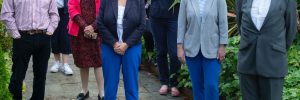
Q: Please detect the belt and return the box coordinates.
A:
[20,30,47,35]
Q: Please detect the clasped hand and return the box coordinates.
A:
[114,42,128,55]
[84,25,97,39]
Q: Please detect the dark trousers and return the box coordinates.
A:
[239,73,284,100]
[143,19,154,52]
[151,18,180,87]
[9,33,51,100]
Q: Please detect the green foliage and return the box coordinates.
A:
[0,22,12,52]
[176,66,192,89]
[0,0,13,98]
[283,67,300,100]
[219,36,241,99]
[0,47,12,100]
[283,35,300,100]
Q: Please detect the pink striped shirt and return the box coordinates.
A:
[0,0,60,38]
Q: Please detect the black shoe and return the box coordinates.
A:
[98,95,104,100]
[76,91,89,100]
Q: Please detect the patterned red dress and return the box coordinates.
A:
[70,0,101,68]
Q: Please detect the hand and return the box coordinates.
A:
[217,44,226,62]
[115,42,128,55]
[46,32,53,36]
[91,32,98,39]
[84,25,94,33]
[113,42,122,54]
[84,31,93,39]
[177,44,185,64]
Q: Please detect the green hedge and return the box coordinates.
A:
[0,0,12,97]
[0,46,12,99]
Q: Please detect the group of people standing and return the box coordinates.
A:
[0,0,298,100]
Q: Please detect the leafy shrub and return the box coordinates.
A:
[283,67,300,100]
[0,22,12,52]
[0,46,12,100]
[0,1,12,98]
[283,35,300,100]
[219,36,241,99]
[176,66,192,89]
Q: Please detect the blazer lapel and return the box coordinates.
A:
[190,0,201,26]
[112,0,118,19]
[124,0,132,18]
[246,0,259,31]
[260,0,275,30]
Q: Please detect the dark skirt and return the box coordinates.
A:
[51,8,71,54]
[70,31,102,68]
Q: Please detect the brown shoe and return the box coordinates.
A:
[171,87,180,97]
[159,85,168,95]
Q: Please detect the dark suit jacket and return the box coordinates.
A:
[235,0,298,77]
[149,0,179,18]
[97,0,146,47]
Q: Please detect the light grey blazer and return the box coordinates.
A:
[177,0,228,58]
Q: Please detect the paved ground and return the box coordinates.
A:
[24,55,184,100]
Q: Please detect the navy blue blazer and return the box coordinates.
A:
[97,0,146,47]
[63,0,69,14]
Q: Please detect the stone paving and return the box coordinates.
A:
[24,55,185,100]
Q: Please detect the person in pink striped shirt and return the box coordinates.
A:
[0,0,59,99]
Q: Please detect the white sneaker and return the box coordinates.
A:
[50,61,61,73]
[62,63,73,75]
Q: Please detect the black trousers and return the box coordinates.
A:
[239,73,284,100]
[143,19,154,52]
[9,33,51,100]
[151,18,180,87]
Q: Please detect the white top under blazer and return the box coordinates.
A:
[251,0,271,30]
[117,6,125,42]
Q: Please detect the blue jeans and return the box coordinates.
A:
[151,18,181,87]
[101,43,142,100]
[186,52,221,100]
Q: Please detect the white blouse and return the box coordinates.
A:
[117,6,125,42]
[251,0,271,30]
[198,0,207,16]
[56,0,64,8]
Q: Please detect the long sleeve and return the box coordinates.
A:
[285,0,298,49]
[73,15,88,29]
[235,0,243,34]
[218,0,228,44]
[124,0,146,47]
[47,0,60,33]
[177,0,187,44]
[97,0,118,47]
[0,0,20,38]
[68,0,81,21]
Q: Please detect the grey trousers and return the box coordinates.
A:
[239,73,284,100]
